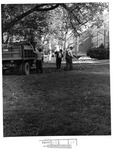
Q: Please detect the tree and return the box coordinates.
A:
[2,3,108,33]
[2,3,108,48]
[45,3,108,51]
[2,4,59,33]
[2,4,51,45]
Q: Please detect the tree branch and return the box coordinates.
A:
[36,4,59,11]
[3,4,59,33]
[70,19,80,36]
[60,3,82,25]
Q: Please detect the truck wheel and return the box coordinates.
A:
[23,62,30,75]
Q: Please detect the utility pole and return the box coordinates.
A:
[74,35,78,56]
[76,36,79,53]
[104,23,106,48]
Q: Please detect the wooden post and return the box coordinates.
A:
[104,23,106,48]
[77,36,79,52]
[49,40,52,61]
[97,31,98,47]
[74,36,77,56]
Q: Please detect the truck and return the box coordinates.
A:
[2,41,37,75]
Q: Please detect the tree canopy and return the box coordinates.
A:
[2,3,109,47]
[2,3,108,32]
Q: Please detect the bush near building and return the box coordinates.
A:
[87,45,109,60]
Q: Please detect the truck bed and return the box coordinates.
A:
[2,43,36,61]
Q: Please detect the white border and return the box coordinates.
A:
[0,1,112,150]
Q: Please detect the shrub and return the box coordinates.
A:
[87,46,109,60]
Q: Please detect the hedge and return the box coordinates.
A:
[87,47,109,60]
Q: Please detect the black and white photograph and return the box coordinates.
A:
[0,0,112,149]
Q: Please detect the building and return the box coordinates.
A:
[91,26,109,49]
[91,12,109,49]
[77,30,92,56]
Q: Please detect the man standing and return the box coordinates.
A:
[55,49,63,69]
[55,50,59,69]
[65,47,73,70]
[34,48,44,73]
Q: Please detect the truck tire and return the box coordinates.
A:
[23,62,30,75]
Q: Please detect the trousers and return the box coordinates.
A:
[66,57,73,70]
[36,60,43,73]
[56,58,62,69]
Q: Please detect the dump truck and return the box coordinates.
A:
[2,41,37,75]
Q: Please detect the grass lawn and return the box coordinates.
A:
[3,62,111,136]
